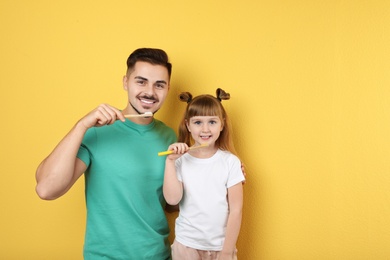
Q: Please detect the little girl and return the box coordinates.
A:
[163,88,245,260]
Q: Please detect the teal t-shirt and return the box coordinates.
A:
[77,118,176,260]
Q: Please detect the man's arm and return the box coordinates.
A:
[35,104,125,200]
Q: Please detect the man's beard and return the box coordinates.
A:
[129,102,158,115]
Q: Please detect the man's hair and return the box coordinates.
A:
[126,48,172,78]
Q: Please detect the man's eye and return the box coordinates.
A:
[156,84,165,89]
[137,80,145,85]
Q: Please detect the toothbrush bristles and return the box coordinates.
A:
[124,112,153,118]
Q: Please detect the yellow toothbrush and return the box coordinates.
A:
[158,143,208,156]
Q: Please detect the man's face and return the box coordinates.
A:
[123,61,170,114]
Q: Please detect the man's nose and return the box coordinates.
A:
[143,85,155,95]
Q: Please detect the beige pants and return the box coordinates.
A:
[172,240,238,260]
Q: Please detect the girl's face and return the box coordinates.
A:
[186,116,223,146]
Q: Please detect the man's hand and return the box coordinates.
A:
[79,104,126,130]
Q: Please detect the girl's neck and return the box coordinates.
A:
[189,144,218,159]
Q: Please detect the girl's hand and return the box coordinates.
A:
[241,162,246,184]
[218,251,236,260]
[166,143,189,160]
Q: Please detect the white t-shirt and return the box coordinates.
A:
[174,149,245,251]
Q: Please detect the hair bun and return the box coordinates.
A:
[179,92,193,103]
[216,88,230,101]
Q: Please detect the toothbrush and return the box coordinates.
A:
[124,112,153,118]
[158,143,209,156]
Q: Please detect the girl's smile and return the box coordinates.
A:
[187,116,223,146]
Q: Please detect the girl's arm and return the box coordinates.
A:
[162,143,188,205]
[220,182,244,259]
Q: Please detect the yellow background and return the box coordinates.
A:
[1,0,389,259]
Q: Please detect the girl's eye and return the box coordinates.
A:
[210,120,216,124]
[193,121,201,125]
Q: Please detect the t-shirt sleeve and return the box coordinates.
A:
[76,128,97,168]
[175,157,183,182]
[227,155,245,188]
[77,144,91,167]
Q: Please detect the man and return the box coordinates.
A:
[36,48,176,259]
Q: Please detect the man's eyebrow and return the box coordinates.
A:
[134,76,167,85]
[156,80,167,85]
[134,76,148,81]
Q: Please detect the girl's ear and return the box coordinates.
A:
[220,118,225,131]
[185,119,191,132]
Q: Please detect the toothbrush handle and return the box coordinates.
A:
[158,150,173,156]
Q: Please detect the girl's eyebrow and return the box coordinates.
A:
[191,116,219,120]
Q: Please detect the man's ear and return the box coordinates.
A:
[123,76,128,91]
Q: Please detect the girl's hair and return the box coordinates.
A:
[178,88,237,155]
